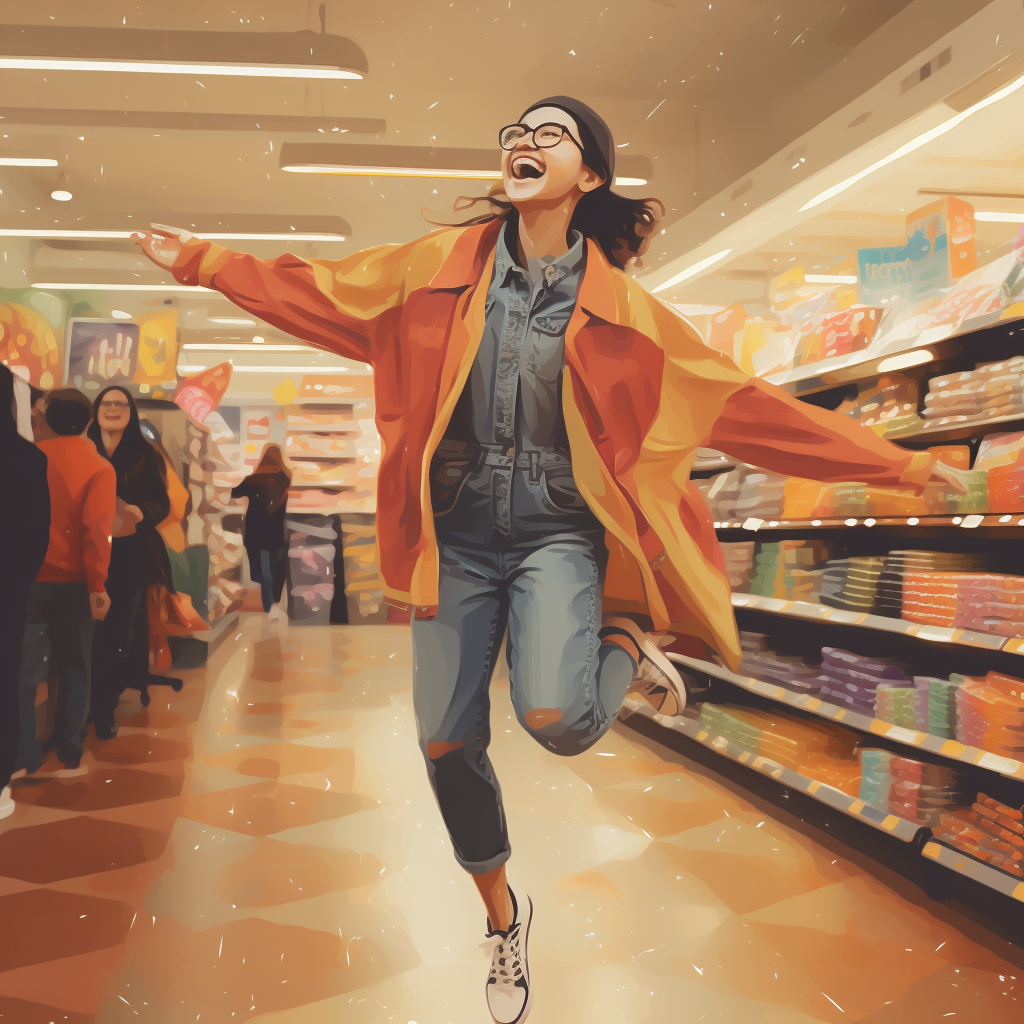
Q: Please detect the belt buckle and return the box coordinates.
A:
[529,451,541,483]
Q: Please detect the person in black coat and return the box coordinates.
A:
[86,386,173,736]
[0,366,51,805]
[232,444,292,612]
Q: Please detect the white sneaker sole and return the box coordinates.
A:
[603,617,688,713]
[486,885,534,1024]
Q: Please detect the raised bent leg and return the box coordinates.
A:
[506,536,636,757]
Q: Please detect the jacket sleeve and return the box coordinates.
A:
[137,446,172,529]
[171,235,428,366]
[707,377,936,490]
[84,462,117,593]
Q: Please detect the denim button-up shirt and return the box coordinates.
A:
[437,220,602,546]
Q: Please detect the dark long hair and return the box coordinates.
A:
[88,386,149,475]
[429,118,663,270]
[253,443,291,514]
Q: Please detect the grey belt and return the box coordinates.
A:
[479,444,571,482]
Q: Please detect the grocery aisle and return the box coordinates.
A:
[1,613,1020,1023]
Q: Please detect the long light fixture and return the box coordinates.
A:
[31,281,214,292]
[805,273,858,284]
[207,317,256,326]
[975,211,1024,223]
[1,229,345,241]
[0,26,368,80]
[651,249,733,294]
[0,57,362,79]
[0,156,57,167]
[281,164,645,187]
[799,71,1024,212]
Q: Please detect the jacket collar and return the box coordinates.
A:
[428,218,628,326]
[428,219,504,290]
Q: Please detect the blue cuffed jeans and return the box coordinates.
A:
[411,534,636,874]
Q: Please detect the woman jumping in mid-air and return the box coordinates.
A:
[135,96,965,1024]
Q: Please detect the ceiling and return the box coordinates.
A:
[0,0,1001,396]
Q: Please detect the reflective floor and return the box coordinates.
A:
[1,612,1020,1023]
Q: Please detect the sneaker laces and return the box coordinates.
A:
[487,922,524,988]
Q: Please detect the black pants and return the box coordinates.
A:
[91,539,148,732]
[0,580,33,788]
[17,582,94,767]
[246,547,287,612]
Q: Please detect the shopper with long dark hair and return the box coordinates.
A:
[0,367,50,816]
[133,95,969,1023]
[87,386,172,737]
[231,443,292,613]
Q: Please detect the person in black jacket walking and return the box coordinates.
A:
[0,367,51,815]
[86,386,173,737]
[232,444,292,613]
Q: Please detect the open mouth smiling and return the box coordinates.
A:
[511,153,546,180]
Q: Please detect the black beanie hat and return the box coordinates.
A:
[519,95,615,185]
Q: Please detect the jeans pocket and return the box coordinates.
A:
[540,466,587,513]
[430,439,478,517]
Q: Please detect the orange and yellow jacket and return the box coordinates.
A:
[172,220,934,667]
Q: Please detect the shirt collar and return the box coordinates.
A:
[494,218,586,288]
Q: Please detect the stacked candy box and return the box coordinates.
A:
[976,431,1024,512]
[813,482,870,518]
[921,355,1024,432]
[875,681,920,729]
[934,793,1024,877]
[699,703,764,756]
[700,466,747,521]
[953,573,1024,640]
[888,755,966,827]
[859,748,894,812]
[819,555,885,611]
[781,476,824,519]
[750,539,831,599]
[738,631,824,695]
[734,470,787,520]
[816,647,912,715]
[956,671,1024,757]
[912,676,961,738]
[720,540,755,592]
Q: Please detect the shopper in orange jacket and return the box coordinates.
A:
[134,96,965,1024]
[17,389,115,777]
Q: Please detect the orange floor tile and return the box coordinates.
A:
[1,610,1021,1023]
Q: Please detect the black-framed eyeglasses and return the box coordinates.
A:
[499,122,583,152]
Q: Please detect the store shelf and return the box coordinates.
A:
[765,314,1023,397]
[730,592,1024,656]
[922,840,1024,901]
[715,514,1024,532]
[664,651,1024,782]
[897,412,1024,446]
[620,696,925,842]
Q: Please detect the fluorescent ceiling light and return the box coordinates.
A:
[178,364,358,373]
[282,163,645,187]
[877,349,934,373]
[805,274,858,284]
[975,211,1024,223]
[183,343,308,352]
[0,229,344,241]
[207,317,256,326]
[283,164,502,180]
[652,249,733,294]
[668,303,727,315]
[110,309,132,319]
[0,156,58,167]
[0,58,361,80]
[51,189,72,202]
[31,281,214,292]
[800,72,1024,212]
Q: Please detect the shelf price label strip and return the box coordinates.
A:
[622,698,1024,901]
[625,698,923,843]
[731,593,1020,657]
[664,652,1024,783]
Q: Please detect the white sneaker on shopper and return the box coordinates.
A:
[0,786,15,820]
[602,617,689,716]
[484,884,533,1024]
